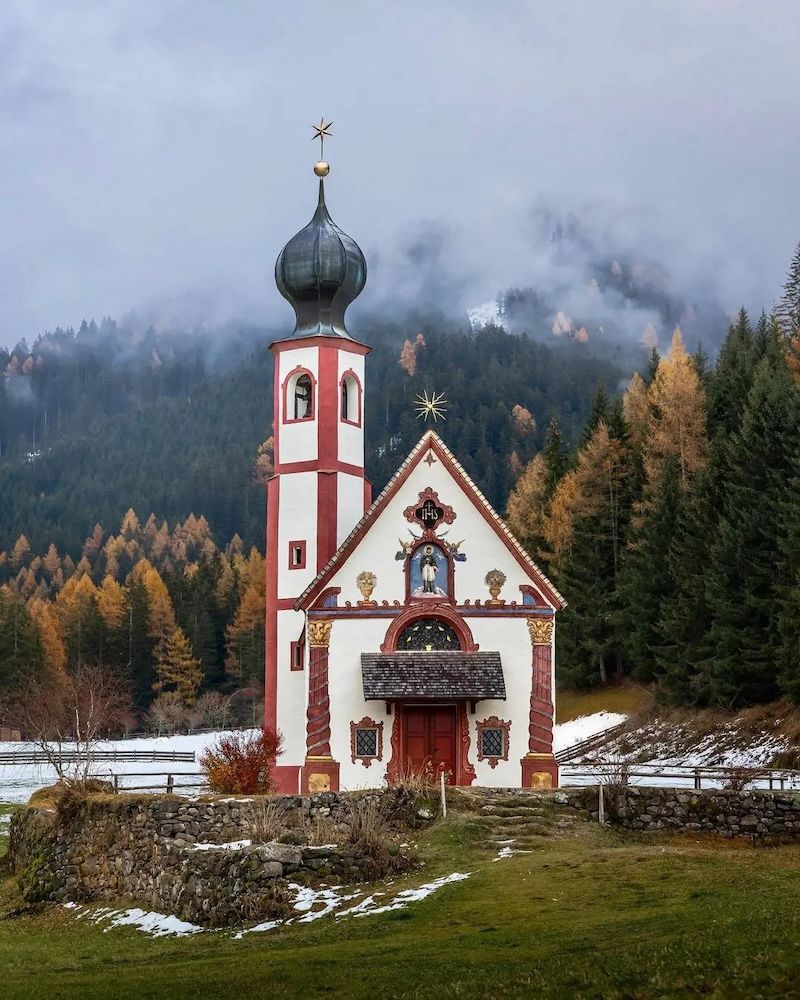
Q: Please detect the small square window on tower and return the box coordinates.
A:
[288,540,306,570]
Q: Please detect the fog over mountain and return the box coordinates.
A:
[1,1,799,351]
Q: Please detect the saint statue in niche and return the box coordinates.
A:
[410,543,448,598]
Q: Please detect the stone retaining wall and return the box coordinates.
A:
[564,785,800,837]
[9,790,415,927]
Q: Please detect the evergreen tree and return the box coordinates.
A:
[700,351,799,706]
[125,578,155,711]
[776,240,800,335]
[0,586,44,685]
[617,456,682,682]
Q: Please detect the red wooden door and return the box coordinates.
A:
[403,706,457,782]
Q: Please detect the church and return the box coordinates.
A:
[265,131,565,794]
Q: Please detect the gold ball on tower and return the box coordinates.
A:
[314,161,330,177]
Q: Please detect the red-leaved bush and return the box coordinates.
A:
[200,729,284,795]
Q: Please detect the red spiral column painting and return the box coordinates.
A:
[300,619,340,793]
[520,617,559,788]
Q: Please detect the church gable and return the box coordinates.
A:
[296,430,565,612]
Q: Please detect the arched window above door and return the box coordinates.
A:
[396,618,462,652]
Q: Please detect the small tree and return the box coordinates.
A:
[200,729,283,795]
[0,663,132,785]
[147,691,188,736]
[154,626,203,706]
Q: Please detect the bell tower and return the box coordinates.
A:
[265,124,370,791]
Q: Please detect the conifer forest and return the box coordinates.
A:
[2,240,800,723]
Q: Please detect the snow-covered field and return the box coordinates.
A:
[0,730,241,804]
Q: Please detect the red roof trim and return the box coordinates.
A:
[294,430,567,611]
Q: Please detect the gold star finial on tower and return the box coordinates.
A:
[311,117,333,176]
[414,389,448,423]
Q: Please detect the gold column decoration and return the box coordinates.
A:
[307,620,333,648]
[526,618,553,646]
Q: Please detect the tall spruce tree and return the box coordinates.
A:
[700,346,800,706]
[618,455,682,682]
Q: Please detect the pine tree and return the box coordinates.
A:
[541,415,569,490]
[582,382,610,444]
[700,352,799,706]
[617,456,682,681]
[547,423,628,686]
[776,240,800,335]
[54,573,104,668]
[125,578,155,710]
[0,585,44,685]
[644,346,660,386]
[154,626,203,706]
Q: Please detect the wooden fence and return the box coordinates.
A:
[561,760,800,791]
[555,722,628,764]
[0,750,196,766]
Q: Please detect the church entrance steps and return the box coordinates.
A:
[450,787,589,853]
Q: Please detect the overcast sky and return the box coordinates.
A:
[1,1,799,349]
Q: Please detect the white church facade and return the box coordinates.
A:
[265,142,565,794]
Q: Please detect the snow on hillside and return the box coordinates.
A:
[553,711,628,754]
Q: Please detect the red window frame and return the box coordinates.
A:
[339,369,362,427]
[288,540,307,570]
[281,366,317,424]
[290,640,304,671]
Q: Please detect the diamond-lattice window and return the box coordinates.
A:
[355,728,378,758]
[480,727,503,758]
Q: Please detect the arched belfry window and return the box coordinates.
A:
[397,618,462,652]
[340,371,361,425]
[293,373,313,420]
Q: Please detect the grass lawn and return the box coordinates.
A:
[2,800,800,999]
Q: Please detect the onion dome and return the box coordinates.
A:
[275,177,367,339]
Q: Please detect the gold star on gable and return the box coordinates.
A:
[414,389,448,423]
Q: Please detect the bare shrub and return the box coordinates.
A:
[723,766,756,791]
[146,691,187,735]
[390,758,438,796]
[191,691,233,731]
[0,664,132,786]
[249,797,292,844]
[308,813,341,846]
[587,752,632,787]
[339,794,415,877]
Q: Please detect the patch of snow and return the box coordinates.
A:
[290,884,360,923]
[191,839,251,852]
[467,300,503,331]
[553,711,628,753]
[351,872,473,916]
[102,908,202,937]
[66,904,201,937]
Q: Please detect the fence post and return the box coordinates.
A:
[694,769,701,790]
[598,782,605,826]
[113,774,119,794]
[440,770,447,818]
[166,774,174,795]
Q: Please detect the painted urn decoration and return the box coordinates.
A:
[356,570,378,606]
[484,569,507,605]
